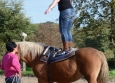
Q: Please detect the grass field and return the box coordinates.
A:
[109,69,115,79]
[0,67,34,76]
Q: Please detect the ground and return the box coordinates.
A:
[0,75,115,83]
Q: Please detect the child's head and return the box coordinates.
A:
[6,41,17,52]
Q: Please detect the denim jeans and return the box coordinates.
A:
[59,8,75,42]
[5,76,22,83]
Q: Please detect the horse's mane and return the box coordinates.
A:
[16,41,45,59]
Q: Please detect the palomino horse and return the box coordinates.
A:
[16,42,109,83]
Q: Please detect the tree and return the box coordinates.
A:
[34,22,62,48]
[110,0,115,66]
[72,0,114,59]
[73,0,111,28]
[0,0,32,71]
[0,0,31,42]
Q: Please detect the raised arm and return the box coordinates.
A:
[44,0,60,14]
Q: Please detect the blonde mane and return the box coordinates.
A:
[16,41,44,59]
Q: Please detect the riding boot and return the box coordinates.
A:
[57,42,69,56]
[58,41,69,55]
[62,41,69,51]
[68,42,72,50]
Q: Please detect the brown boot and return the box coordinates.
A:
[68,42,72,50]
[62,41,69,50]
[57,41,69,55]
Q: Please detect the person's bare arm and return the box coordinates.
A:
[44,0,60,14]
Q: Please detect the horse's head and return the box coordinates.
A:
[16,42,24,61]
[15,44,21,60]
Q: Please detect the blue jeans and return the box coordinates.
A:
[59,8,75,42]
[5,76,22,83]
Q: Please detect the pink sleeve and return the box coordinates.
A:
[11,55,21,76]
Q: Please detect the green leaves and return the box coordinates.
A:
[0,0,31,42]
[0,0,32,56]
[73,0,113,53]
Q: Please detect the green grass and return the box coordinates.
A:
[0,67,34,76]
[22,70,34,76]
[21,67,34,76]
[109,69,115,79]
[0,70,4,74]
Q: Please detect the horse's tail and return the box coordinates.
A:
[97,51,109,83]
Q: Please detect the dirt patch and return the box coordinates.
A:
[0,75,115,83]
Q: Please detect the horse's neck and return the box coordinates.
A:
[19,42,44,59]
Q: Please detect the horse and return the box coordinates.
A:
[16,41,109,83]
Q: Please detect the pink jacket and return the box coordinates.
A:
[0,52,21,78]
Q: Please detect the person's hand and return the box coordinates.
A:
[44,8,51,14]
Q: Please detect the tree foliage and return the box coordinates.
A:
[72,0,115,59]
[34,22,62,48]
[0,0,32,56]
[0,0,31,42]
[73,0,111,28]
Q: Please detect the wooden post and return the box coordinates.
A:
[20,32,27,71]
[111,0,115,67]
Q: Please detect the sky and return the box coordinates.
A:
[23,0,59,23]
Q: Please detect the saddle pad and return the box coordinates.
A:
[40,50,76,63]
[50,50,76,63]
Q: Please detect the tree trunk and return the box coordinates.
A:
[22,62,26,71]
[111,0,115,67]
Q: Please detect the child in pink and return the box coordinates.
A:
[0,41,21,83]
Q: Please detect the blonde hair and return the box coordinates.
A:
[16,42,44,59]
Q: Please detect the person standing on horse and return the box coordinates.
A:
[0,41,22,83]
[44,0,75,54]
